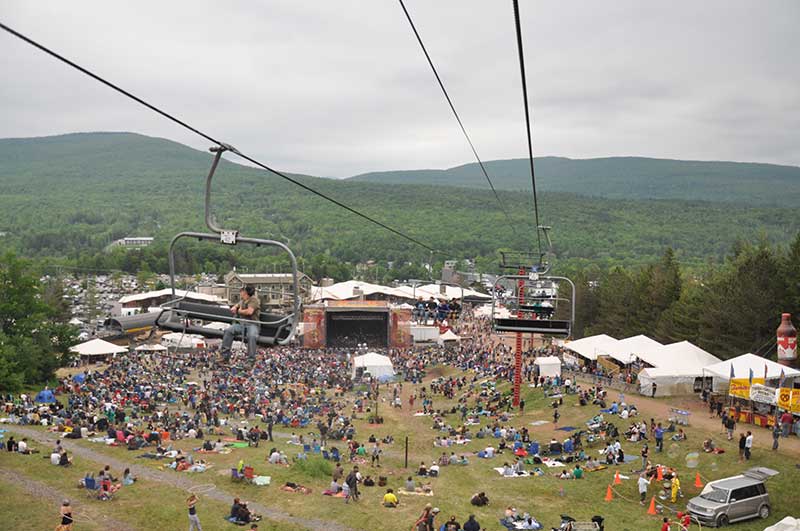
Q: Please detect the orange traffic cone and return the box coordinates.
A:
[656,466,664,481]
[694,472,704,488]
[614,471,622,485]
[647,496,658,515]
[605,485,613,501]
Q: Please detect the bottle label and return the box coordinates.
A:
[777,335,797,361]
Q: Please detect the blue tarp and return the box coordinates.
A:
[72,373,86,384]
[35,389,56,403]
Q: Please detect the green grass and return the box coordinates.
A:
[4,369,800,530]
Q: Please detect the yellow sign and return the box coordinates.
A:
[728,378,765,399]
[777,388,800,414]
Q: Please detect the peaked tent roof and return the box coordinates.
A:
[655,341,722,373]
[439,330,461,342]
[69,338,128,356]
[704,353,800,380]
[353,352,394,367]
[534,356,561,366]
[415,284,491,300]
[119,289,223,305]
[565,334,620,361]
[612,335,665,365]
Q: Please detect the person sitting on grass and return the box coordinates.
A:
[671,428,687,442]
[502,462,515,477]
[122,468,136,486]
[470,492,489,506]
[702,438,715,453]
[383,488,399,508]
[572,464,584,479]
[405,476,416,491]
[417,462,428,476]
[429,462,440,477]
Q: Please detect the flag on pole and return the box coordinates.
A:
[748,368,754,385]
[764,363,768,380]
[730,364,735,379]
[779,368,786,388]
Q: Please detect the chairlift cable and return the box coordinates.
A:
[510,0,543,258]
[0,21,440,254]
[396,0,518,238]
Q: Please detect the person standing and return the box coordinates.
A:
[772,424,780,451]
[345,466,359,503]
[780,410,793,437]
[651,382,658,398]
[654,423,664,452]
[640,443,649,470]
[738,432,746,462]
[463,514,480,531]
[55,499,73,531]
[638,473,651,505]
[266,416,274,442]
[187,494,202,531]
[744,431,753,460]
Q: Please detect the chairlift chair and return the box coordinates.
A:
[491,271,575,337]
[156,145,301,346]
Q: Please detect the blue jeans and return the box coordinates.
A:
[222,322,259,358]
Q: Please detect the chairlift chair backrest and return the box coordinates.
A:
[156,145,301,346]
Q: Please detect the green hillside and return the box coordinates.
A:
[0,132,797,275]
[349,156,800,206]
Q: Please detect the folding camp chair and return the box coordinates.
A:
[231,468,245,482]
[243,466,255,483]
[322,450,331,460]
[303,444,311,453]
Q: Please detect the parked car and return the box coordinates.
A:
[687,467,778,527]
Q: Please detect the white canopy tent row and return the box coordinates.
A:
[564,334,621,361]
[702,353,800,393]
[160,332,207,349]
[352,352,396,382]
[310,280,490,302]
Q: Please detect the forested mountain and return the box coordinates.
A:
[349,156,800,206]
[1,132,798,277]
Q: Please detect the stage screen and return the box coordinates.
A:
[325,311,388,348]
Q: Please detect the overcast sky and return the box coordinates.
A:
[2,1,798,177]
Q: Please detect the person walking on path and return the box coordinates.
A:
[187,494,202,531]
[744,431,753,460]
[55,499,73,531]
[638,473,651,505]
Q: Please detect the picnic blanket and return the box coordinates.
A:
[229,442,249,449]
[322,490,347,497]
[397,489,434,496]
[555,426,577,432]
[541,459,565,468]
[529,420,549,427]
[493,468,531,478]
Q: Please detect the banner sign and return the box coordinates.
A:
[777,388,800,414]
[728,378,765,399]
[749,383,777,405]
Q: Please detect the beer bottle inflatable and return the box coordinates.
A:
[777,313,797,368]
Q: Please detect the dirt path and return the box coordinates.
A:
[11,426,355,531]
[0,467,136,531]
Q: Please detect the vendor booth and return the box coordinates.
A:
[534,356,562,378]
[352,352,395,382]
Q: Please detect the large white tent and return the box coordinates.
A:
[564,334,620,361]
[414,284,491,301]
[352,352,395,381]
[637,341,723,396]
[534,356,562,378]
[70,338,128,358]
[161,333,207,349]
[310,280,407,301]
[704,353,800,392]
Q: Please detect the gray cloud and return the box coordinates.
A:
[1,0,798,176]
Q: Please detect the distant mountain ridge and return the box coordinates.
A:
[348,156,800,206]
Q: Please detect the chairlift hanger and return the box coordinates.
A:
[156,145,301,346]
[491,270,575,338]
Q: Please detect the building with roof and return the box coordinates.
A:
[223,270,314,310]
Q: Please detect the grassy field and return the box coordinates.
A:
[2,366,798,531]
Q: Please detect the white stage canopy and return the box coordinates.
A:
[352,352,395,381]
[437,329,461,345]
[69,338,128,357]
[704,353,800,392]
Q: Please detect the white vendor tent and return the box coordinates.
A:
[415,284,491,301]
[352,352,395,381]
[534,356,562,378]
[637,341,723,396]
[564,334,620,361]
[704,353,800,392]
[69,338,128,360]
[437,329,461,346]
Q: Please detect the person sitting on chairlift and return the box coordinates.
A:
[222,286,261,359]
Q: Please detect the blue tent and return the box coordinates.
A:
[72,373,86,384]
[35,389,56,403]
